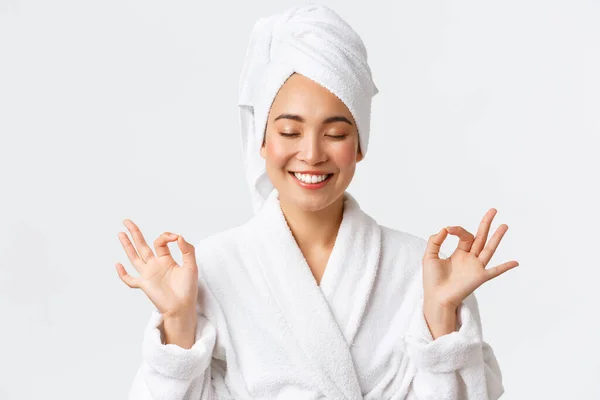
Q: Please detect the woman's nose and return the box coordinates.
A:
[298,135,326,164]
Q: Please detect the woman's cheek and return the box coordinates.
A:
[265,139,291,165]
[333,140,360,167]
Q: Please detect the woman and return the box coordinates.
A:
[118,5,518,399]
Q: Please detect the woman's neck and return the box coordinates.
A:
[279,194,345,252]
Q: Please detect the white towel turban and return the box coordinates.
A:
[237,4,379,214]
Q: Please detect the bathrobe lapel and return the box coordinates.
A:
[250,190,381,400]
[318,191,382,346]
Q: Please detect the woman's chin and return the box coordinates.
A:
[285,189,345,213]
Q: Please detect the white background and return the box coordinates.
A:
[1,0,598,399]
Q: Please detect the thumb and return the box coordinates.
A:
[177,235,197,267]
[424,228,448,261]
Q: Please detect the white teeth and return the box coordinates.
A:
[293,172,330,184]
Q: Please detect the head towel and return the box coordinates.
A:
[237,4,379,214]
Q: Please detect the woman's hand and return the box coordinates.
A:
[115,219,199,320]
[421,208,519,337]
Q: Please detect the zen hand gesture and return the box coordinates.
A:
[115,219,199,319]
[423,208,519,310]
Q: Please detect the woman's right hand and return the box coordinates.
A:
[115,219,199,321]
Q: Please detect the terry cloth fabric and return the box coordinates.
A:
[237,4,379,214]
[128,189,505,399]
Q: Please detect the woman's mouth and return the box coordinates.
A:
[289,172,333,190]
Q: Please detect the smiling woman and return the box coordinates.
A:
[122,4,513,400]
[260,72,364,215]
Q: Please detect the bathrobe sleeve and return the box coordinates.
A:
[403,292,505,400]
[127,306,221,400]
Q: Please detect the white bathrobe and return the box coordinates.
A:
[128,190,505,400]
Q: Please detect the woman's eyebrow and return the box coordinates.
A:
[273,113,353,126]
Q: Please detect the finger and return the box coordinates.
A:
[115,263,141,288]
[484,260,519,282]
[471,208,497,256]
[123,219,155,263]
[118,232,144,272]
[154,232,179,258]
[177,235,197,268]
[478,224,509,266]
[424,228,448,260]
[445,226,475,252]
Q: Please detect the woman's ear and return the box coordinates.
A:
[260,138,266,160]
[260,127,268,160]
[356,145,364,162]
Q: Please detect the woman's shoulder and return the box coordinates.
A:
[369,224,428,299]
[193,221,252,263]
[377,224,432,283]
[378,224,429,256]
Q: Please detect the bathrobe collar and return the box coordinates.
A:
[249,189,382,399]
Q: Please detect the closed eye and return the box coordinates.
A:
[278,133,348,140]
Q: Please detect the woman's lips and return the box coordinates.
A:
[289,172,333,190]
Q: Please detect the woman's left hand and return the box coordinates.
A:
[422,208,519,310]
